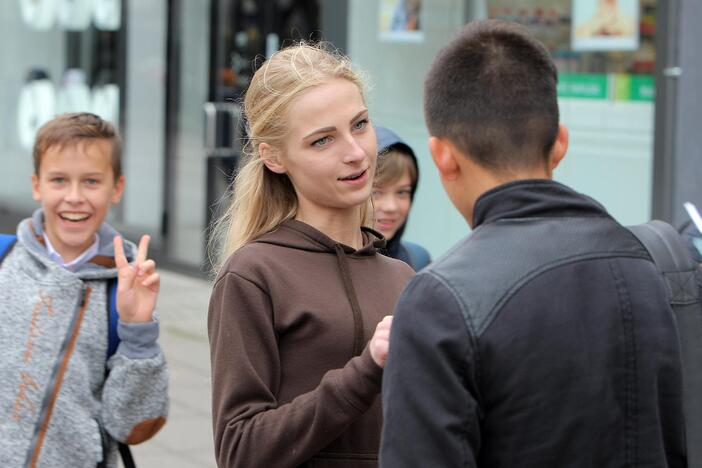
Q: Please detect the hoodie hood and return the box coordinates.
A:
[374,126,419,258]
[17,209,137,280]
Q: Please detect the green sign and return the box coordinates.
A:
[559,73,655,102]
[618,75,656,101]
[629,75,655,101]
[557,74,608,100]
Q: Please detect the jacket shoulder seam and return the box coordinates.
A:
[479,251,651,336]
[422,270,483,390]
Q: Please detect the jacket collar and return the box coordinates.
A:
[472,179,610,228]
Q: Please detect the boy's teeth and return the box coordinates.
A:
[61,213,90,221]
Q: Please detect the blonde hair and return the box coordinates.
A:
[374,149,417,188]
[211,43,372,270]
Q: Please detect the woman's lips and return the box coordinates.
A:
[339,169,369,185]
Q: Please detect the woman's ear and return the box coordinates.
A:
[260,142,287,174]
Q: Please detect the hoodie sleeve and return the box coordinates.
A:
[208,271,383,468]
[100,319,169,444]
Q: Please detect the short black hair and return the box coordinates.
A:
[424,19,559,173]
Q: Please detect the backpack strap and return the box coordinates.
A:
[106,278,120,360]
[0,234,18,265]
[103,279,136,468]
[628,220,702,467]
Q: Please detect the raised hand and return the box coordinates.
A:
[113,235,160,323]
[369,315,393,368]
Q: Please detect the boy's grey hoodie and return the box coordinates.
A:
[0,210,169,468]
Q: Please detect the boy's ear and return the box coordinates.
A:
[260,142,287,174]
[31,173,41,202]
[111,175,126,204]
[549,123,569,170]
[429,136,460,181]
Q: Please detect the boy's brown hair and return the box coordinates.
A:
[375,149,418,189]
[33,112,122,179]
[424,19,559,173]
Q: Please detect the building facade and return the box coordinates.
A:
[0,0,698,271]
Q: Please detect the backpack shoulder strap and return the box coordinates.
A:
[106,278,120,360]
[103,278,136,468]
[628,220,702,466]
[0,234,18,265]
[629,220,696,275]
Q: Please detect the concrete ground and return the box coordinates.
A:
[122,269,216,467]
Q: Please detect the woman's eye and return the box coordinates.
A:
[312,136,332,147]
[85,179,99,185]
[52,177,66,184]
[353,119,368,130]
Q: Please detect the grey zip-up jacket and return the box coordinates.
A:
[0,210,169,468]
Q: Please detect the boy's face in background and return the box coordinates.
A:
[31,139,124,262]
[372,171,412,241]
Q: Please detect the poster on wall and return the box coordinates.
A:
[378,0,424,43]
[571,0,639,51]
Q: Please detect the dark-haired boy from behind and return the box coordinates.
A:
[0,112,169,468]
[381,19,685,468]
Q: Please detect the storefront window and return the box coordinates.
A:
[0,0,123,217]
[488,0,658,226]
[349,0,658,258]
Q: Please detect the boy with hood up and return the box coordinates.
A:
[373,126,431,271]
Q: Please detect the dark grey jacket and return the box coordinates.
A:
[381,180,686,468]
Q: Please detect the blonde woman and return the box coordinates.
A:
[207,44,414,468]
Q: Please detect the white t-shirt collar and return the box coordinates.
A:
[43,232,100,272]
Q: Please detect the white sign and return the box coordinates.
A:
[571,0,639,52]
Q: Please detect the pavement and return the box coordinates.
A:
[123,269,216,467]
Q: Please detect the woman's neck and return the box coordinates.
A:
[295,207,364,249]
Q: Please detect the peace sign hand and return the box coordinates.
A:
[113,235,160,323]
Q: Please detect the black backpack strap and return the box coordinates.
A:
[628,220,702,467]
[119,443,136,468]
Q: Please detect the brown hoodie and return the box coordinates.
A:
[208,219,414,468]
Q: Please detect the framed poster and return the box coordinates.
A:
[379,0,424,43]
[571,0,639,51]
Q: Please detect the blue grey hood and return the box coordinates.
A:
[17,209,137,280]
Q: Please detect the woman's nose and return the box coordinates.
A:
[343,136,367,163]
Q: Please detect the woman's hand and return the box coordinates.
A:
[113,235,160,323]
[370,315,393,368]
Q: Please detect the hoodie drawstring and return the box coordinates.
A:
[334,244,365,356]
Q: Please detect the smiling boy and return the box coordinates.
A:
[0,113,169,467]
